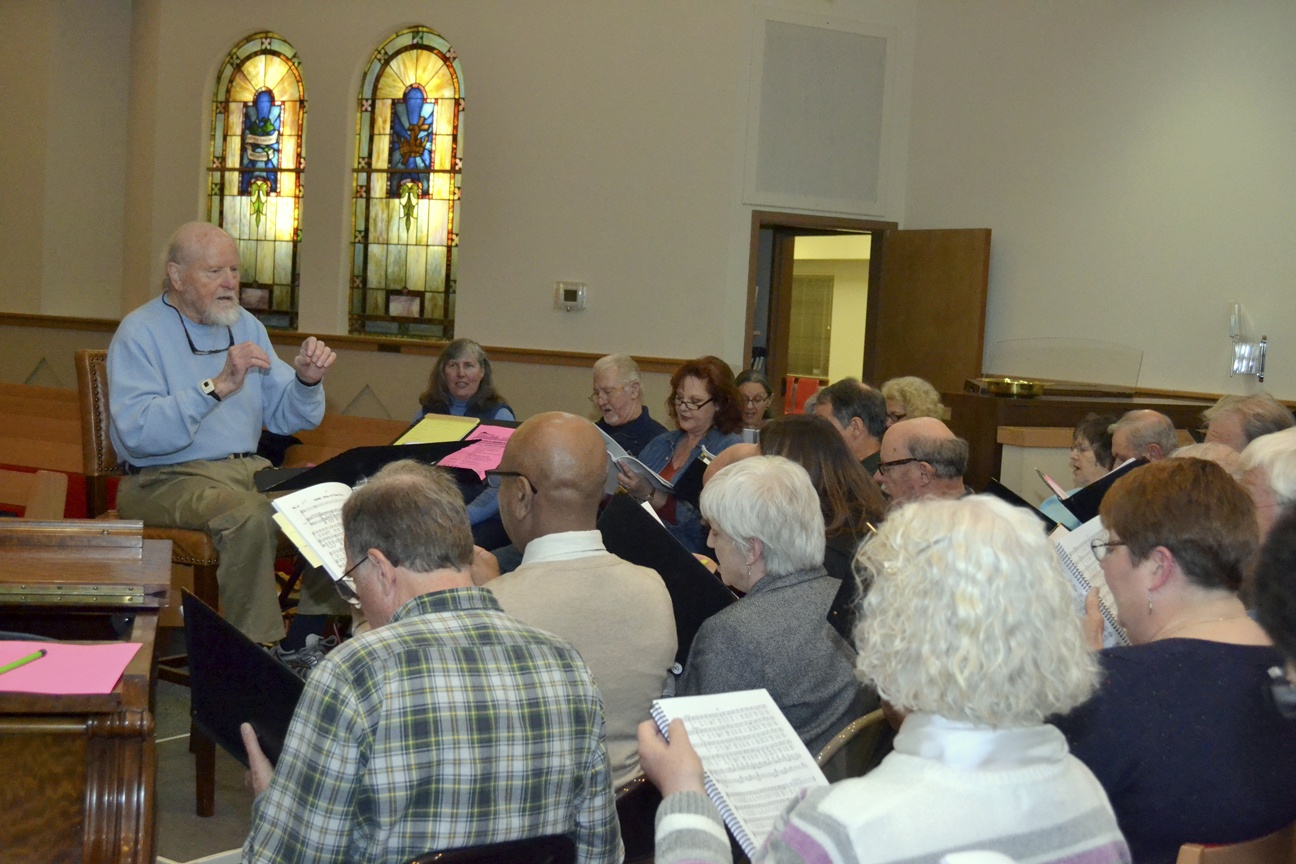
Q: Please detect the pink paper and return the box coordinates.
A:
[436,424,515,480]
[0,641,143,695]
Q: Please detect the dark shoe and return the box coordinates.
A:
[271,633,338,679]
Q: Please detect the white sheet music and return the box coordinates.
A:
[652,689,827,856]
[272,482,352,580]
[1051,517,1128,647]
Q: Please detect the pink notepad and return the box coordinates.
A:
[0,641,142,695]
[437,424,515,480]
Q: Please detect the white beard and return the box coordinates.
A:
[204,300,242,327]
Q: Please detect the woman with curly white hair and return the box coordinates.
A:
[641,495,1130,864]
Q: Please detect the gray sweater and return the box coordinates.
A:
[676,565,873,755]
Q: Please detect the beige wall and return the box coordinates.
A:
[907,1,1296,398]
[7,2,1296,401]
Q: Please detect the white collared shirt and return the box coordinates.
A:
[519,530,607,566]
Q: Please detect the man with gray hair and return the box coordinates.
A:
[1109,409,1178,464]
[241,459,622,864]
[873,417,969,506]
[591,353,667,456]
[1203,393,1295,453]
[813,377,888,475]
[1241,427,1296,542]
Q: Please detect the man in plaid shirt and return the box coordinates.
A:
[240,459,623,864]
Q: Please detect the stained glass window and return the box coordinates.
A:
[209,32,305,331]
[351,26,463,339]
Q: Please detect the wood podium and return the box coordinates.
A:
[0,520,170,864]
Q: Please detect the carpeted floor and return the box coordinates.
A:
[154,678,255,863]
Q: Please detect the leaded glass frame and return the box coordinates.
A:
[208,32,305,331]
[350,26,463,339]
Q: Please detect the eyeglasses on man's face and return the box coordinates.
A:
[672,396,714,412]
[589,383,629,404]
[485,470,539,494]
[877,457,921,475]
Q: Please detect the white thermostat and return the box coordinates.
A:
[554,281,587,311]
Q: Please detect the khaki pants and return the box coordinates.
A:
[117,456,347,644]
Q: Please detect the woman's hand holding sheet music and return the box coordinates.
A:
[638,718,706,796]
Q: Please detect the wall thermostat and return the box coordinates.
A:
[554,281,587,311]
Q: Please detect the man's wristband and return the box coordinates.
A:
[295,375,321,387]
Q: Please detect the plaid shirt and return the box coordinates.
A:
[243,586,623,864]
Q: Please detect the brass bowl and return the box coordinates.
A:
[981,377,1049,398]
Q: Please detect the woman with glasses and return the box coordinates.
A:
[1054,458,1296,862]
[415,338,515,547]
[642,495,1127,864]
[621,356,742,554]
[879,375,945,428]
[736,369,774,433]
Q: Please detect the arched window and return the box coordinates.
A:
[208,32,305,330]
[351,26,463,339]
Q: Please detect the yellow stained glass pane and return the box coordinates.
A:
[369,172,385,198]
[406,245,426,291]
[275,198,295,241]
[274,241,291,284]
[366,289,385,315]
[411,200,429,246]
[385,200,402,243]
[274,285,292,311]
[435,100,455,135]
[426,201,448,245]
[369,202,390,244]
[426,246,446,291]
[412,48,436,86]
[230,69,256,102]
[281,106,299,137]
[432,174,453,199]
[375,65,405,100]
[389,50,421,90]
[427,64,455,99]
[367,245,387,288]
[226,109,242,137]
[433,139,451,171]
[263,56,296,99]
[386,244,406,287]
[373,134,390,168]
[427,292,443,321]
[373,100,391,136]
[279,168,297,198]
[245,55,268,91]
[239,234,256,276]
[256,238,274,283]
[222,172,237,196]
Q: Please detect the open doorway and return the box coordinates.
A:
[746,211,895,414]
[746,210,993,415]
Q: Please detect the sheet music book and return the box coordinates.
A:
[273,482,351,581]
[598,493,735,664]
[598,427,674,494]
[182,590,305,769]
[1051,517,1129,648]
[651,689,827,858]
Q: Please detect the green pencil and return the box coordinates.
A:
[0,648,47,676]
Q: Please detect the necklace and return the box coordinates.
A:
[1154,611,1250,642]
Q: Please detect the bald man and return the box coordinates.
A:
[1109,409,1178,464]
[108,221,344,664]
[873,417,970,506]
[485,412,677,785]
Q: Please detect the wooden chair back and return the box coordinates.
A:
[74,349,119,517]
[816,708,893,782]
[0,469,67,520]
[1176,821,1295,864]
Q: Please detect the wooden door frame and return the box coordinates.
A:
[746,210,897,411]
